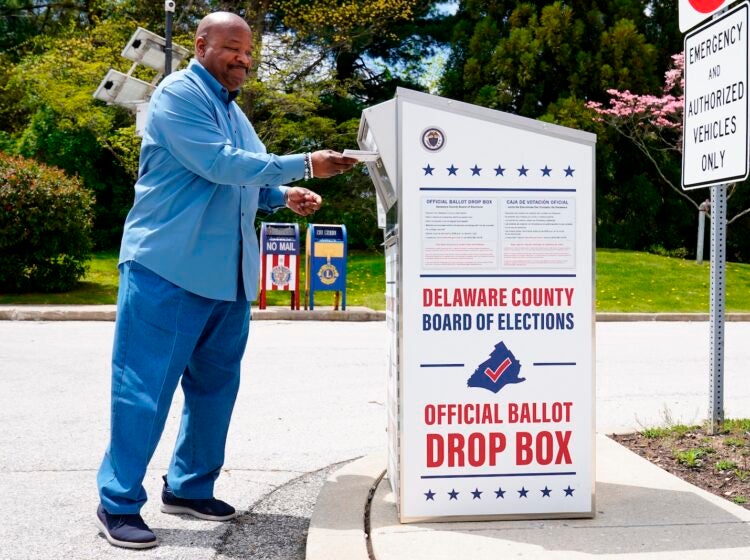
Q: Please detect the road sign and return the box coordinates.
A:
[680,0,732,32]
[682,2,749,190]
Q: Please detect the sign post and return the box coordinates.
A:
[709,185,727,431]
[358,88,596,521]
[681,2,749,432]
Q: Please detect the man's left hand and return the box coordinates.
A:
[285,187,322,216]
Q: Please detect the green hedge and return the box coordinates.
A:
[0,152,94,292]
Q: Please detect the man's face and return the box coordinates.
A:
[196,24,252,91]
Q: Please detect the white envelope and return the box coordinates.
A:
[342,149,380,162]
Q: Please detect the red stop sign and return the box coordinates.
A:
[689,0,726,13]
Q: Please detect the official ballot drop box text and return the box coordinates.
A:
[305,224,347,310]
[358,88,596,522]
[259,222,300,310]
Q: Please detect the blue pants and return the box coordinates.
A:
[97,261,250,514]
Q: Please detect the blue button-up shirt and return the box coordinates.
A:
[120,59,305,301]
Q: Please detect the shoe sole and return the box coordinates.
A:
[95,517,158,549]
[161,503,237,521]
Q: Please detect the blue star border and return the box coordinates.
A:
[423,485,576,502]
[422,163,576,178]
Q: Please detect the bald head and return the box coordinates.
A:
[195,12,253,91]
[195,11,250,43]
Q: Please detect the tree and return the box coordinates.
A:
[5,18,149,247]
[0,0,108,57]
[588,53,750,225]
[642,0,684,77]
[0,152,94,292]
[237,0,449,248]
[441,0,664,119]
[587,53,750,259]
[273,0,445,99]
[438,1,728,256]
[0,1,449,252]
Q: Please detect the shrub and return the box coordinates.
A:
[646,245,689,260]
[0,152,94,292]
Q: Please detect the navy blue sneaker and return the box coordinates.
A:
[96,504,157,549]
[160,475,236,521]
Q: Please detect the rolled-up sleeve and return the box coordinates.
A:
[259,186,288,212]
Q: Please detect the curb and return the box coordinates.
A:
[306,452,386,560]
[596,312,750,321]
[0,305,385,322]
[1,306,749,322]
[0,305,117,321]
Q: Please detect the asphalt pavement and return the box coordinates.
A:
[1,317,750,559]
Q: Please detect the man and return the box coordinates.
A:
[95,12,357,549]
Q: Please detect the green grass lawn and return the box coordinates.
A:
[597,248,750,312]
[0,249,387,308]
[3,247,750,312]
[0,250,120,305]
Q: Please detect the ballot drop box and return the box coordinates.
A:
[358,88,596,522]
[259,222,301,310]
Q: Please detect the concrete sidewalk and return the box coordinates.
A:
[309,436,750,560]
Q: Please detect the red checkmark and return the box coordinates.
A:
[485,357,512,383]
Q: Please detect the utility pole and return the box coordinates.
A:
[165,1,175,76]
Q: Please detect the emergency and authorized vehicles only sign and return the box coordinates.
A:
[682,1,749,190]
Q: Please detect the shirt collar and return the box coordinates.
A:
[189,59,240,103]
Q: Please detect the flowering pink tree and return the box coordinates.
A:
[587,53,698,208]
[589,53,750,225]
[589,52,684,131]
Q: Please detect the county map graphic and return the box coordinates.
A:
[467,341,525,394]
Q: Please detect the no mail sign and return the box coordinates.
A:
[682,1,749,190]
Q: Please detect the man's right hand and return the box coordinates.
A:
[310,150,358,178]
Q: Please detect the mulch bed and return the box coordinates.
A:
[611,427,750,511]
